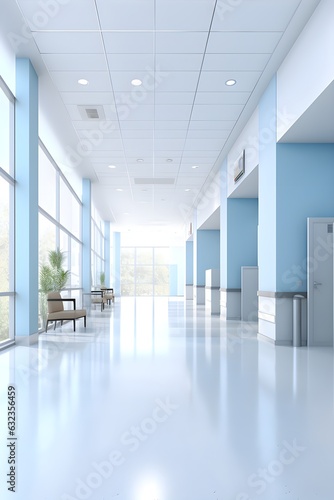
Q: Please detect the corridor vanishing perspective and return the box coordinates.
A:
[0,297,333,500]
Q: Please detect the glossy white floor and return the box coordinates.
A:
[1,297,334,500]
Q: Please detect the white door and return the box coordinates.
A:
[307,218,334,346]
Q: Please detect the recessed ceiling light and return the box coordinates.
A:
[108,165,116,169]
[225,79,236,86]
[166,159,173,163]
[131,79,142,86]
[78,79,89,86]
[192,165,199,169]
[137,158,144,163]
[116,188,123,192]
[185,188,191,192]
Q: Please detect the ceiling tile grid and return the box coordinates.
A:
[13,0,318,225]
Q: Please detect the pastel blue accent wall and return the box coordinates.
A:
[15,58,39,337]
[196,230,220,286]
[113,232,121,296]
[169,265,178,295]
[227,199,258,288]
[193,211,198,286]
[258,76,277,292]
[220,160,228,288]
[186,241,193,285]
[104,221,110,287]
[82,178,91,292]
[276,143,334,292]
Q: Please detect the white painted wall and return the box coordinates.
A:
[227,109,259,197]
[196,170,221,228]
[277,0,334,140]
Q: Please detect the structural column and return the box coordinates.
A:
[15,58,39,339]
[104,221,110,287]
[185,240,193,299]
[82,178,91,293]
[220,162,258,319]
[193,214,220,305]
[113,232,121,297]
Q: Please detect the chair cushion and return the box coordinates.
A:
[48,309,86,320]
[47,292,64,313]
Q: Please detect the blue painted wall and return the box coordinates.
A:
[276,143,334,292]
[186,240,193,285]
[104,221,110,287]
[196,230,220,286]
[15,58,39,336]
[113,232,121,296]
[258,76,277,292]
[82,178,91,292]
[227,199,258,288]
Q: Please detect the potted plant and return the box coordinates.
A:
[100,271,106,288]
[40,248,70,324]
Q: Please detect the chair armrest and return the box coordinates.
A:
[47,298,76,309]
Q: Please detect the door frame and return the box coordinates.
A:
[307,217,334,346]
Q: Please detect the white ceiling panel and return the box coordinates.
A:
[211,0,301,32]
[154,72,200,92]
[155,54,204,72]
[96,0,154,30]
[154,130,188,139]
[155,105,192,121]
[154,139,186,151]
[156,0,215,30]
[187,130,230,140]
[118,105,154,121]
[191,104,244,121]
[189,120,234,130]
[155,121,189,130]
[120,121,154,130]
[73,120,120,131]
[184,138,226,150]
[202,53,271,72]
[114,92,155,106]
[50,71,111,92]
[107,54,154,71]
[33,32,104,54]
[155,92,195,105]
[103,32,154,54]
[195,91,250,105]
[17,0,99,31]
[156,32,208,54]
[198,71,261,92]
[11,0,319,226]
[123,139,153,150]
[61,92,115,105]
[110,71,157,92]
[121,130,154,139]
[206,32,283,54]
[42,54,108,72]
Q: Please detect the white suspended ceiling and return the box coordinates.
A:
[10,0,322,227]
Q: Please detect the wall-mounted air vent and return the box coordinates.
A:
[78,105,106,121]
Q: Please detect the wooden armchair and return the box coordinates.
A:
[46,292,86,332]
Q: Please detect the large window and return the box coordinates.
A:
[91,206,105,287]
[121,247,170,296]
[0,78,15,345]
[38,142,83,329]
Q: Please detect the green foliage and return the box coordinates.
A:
[40,248,70,294]
[100,271,105,286]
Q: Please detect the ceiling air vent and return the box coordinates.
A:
[77,105,106,121]
[134,178,175,185]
